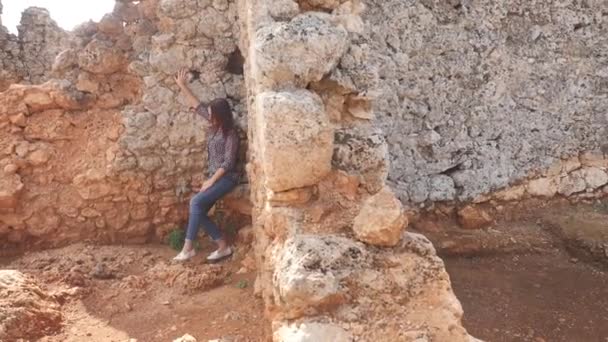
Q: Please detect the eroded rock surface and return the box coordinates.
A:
[271,233,476,342]
[0,5,69,90]
[365,0,608,203]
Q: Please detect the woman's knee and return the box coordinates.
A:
[190,192,210,209]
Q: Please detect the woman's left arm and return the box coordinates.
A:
[202,168,226,191]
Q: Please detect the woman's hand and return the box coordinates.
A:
[175,68,201,108]
[174,68,189,89]
[200,179,214,193]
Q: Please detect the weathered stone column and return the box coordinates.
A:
[239,0,480,340]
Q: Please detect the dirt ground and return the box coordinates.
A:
[3,200,608,342]
[1,241,271,342]
[432,201,608,342]
[446,251,608,342]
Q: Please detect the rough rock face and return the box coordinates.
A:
[253,12,349,89]
[0,0,247,251]
[272,233,479,342]
[0,270,63,341]
[0,4,69,91]
[353,186,407,246]
[256,90,333,192]
[364,0,608,203]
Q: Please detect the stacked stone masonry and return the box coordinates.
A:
[0,0,247,252]
[239,0,479,340]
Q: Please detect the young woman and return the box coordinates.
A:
[172,68,239,262]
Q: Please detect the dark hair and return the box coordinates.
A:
[208,98,235,136]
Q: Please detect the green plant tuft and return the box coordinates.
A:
[167,229,185,251]
[236,280,248,289]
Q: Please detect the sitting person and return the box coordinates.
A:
[172,68,239,262]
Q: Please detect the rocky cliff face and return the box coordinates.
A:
[365,0,608,203]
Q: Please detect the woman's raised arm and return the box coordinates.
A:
[174,68,201,109]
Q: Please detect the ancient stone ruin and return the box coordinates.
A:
[2,0,608,341]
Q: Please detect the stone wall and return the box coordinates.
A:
[364,0,608,204]
[239,0,478,340]
[0,0,247,252]
[0,4,70,91]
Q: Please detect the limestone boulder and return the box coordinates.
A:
[273,235,367,319]
[353,186,407,246]
[72,169,117,200]
[298,0,347,10]
[222,184,253,217]
[0,270,63,341]
[197,7,232,39]
[27,148,51,166]
[558,171,586,196]
[148,44,187,75]
[254,13,349,89]
[429,174,457,201]
[173,334,197,342]
[78,39,126,74]
[159,0,197,19]
[271,233,478,341]
[113,1,140,22]
[256,91,333,192]
[527,177,558,197]
[494,185,526,201]
[274,322,351,342]
[458,205,492,230]
[268,187,314,206]
[269,0,300,20]
[98,13,124,35]
[581,167,608,190]
[237,225,254,245]
[332,125,388,193]
[0,173,24,210]
[52,49,78,72]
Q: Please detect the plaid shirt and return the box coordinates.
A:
[196,103,240,182]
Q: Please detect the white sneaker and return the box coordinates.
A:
[172,249,196,261]
[206,247,233,262]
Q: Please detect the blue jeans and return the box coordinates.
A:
[186,176,236,241]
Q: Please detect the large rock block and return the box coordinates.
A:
[270,233,479,341]
[159,0,197,19]
[0,173,24,210]
[254,12,349,89]
[332,125,388,193]
[274,322,351,342]
[256,90,333,192]
[78,39,126,74]
[353,186,407,246]
[0,270,63,341]
[273,235,367,319]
